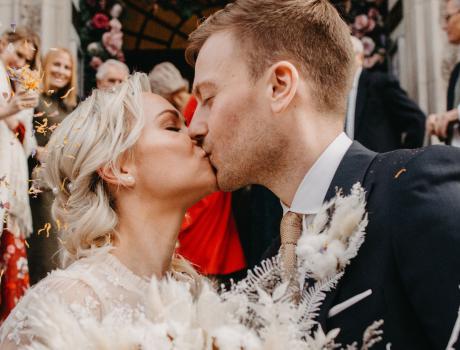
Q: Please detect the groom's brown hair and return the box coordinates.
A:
[186,0,354,115]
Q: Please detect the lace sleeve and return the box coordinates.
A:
[0,275,102,349]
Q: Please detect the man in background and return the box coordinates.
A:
[347,36,426,152]
[96,59,129,90]
[427,0,460,145]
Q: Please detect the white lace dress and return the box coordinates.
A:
[0,252,151,349]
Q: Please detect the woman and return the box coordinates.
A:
[28,48,77,284]
[0,27,41,323]
[0,72,216,348]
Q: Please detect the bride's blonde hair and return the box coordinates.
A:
[44,73,198,281]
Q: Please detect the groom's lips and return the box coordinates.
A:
[206,153,218,174]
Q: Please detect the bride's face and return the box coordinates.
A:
[129,93,216,207]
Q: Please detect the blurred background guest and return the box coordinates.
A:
[346,36,426,152]
[96,58,129,90]
[427,0,460,146]
[0,26,41,322]
[148,61,192,113]
[27,47,77,284]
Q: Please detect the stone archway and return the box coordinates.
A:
[121,0,229,82]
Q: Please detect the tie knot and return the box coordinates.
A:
[280,211,303,245]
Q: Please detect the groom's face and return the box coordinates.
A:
[189,31,273,191]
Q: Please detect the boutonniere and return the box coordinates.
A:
[297,183,368,281]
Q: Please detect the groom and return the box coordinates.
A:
[186,0,460,348]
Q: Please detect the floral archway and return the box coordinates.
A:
[75,0,389,93]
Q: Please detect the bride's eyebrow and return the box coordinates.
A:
[155,109,185,123]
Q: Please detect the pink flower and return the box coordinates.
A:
[361,36,376,56]
[354,15,369,31]
[90,56,103,70]
[91,13,110,30]
[102,30,123,56]
[110,4,123,18]
[109,18,122,32]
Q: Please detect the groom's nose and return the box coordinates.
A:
[188,109,209,144]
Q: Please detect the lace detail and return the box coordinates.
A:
[0,252,150,348]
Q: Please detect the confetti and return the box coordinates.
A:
[44,101,52,108]
[55,219,61,231]
[65,154,76,160]
[37,222,52,237]
[24,240,29,248]
[0,268,4,281]
[394,168,407,179]
[7,65,41,91]
[47,89,55,95]
[60,87,75,100]
[35,118,49,135]
[34,111,46,117]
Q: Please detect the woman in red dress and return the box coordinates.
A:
[0,27,41,322]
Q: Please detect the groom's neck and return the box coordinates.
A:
[264,117,343,207]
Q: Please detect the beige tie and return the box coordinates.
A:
[280,211,303,302]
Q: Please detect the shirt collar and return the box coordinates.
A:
[353,67,363,88]
[281,132,352,215]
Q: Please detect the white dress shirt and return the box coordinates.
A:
[345,67,363,140]
[281,133,353,216]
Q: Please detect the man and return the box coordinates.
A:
[348,36,426,152]
[96,59,129,89]
[427,0,460,145]
[148,62,192,113]
[186,0,460,348]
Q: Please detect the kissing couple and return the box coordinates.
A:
[1,1,460,349]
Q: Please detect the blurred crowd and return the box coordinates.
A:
[0,0,460,324]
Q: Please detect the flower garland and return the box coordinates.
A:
[78,0,126,91]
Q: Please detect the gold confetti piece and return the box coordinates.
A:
[24,240,29,248]
[37,222,51,237]
[0,268,4,280]
[47,89,55,95]
[57,237,66,245]
[65,154,76,159]
[61,87,75,100]
[63,136,69,145]
[55,219,61,230]
[35,118,49,135]
[394,168,407,179]
[44,100,52,108]
[34,111,46,117]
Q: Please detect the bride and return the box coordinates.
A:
[0,73,217,348]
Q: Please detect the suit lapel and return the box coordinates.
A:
[317,141,377,327]
[353,70,369,136]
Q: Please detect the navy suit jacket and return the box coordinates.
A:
[265,142,460,348]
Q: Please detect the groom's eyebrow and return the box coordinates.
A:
[192,81,217,100]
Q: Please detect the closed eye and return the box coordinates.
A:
[203,96,214,106]
[166,127,181,132]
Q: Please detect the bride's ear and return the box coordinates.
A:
[267,61,299,114]
[97,160,135,187]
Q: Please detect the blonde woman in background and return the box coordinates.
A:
[0,73,216,348]
[28,47,77,284]
[0,27,41,322]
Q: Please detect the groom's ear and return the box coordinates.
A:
[266,61,299,114]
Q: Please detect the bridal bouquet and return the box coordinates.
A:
[18,184,388,350]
